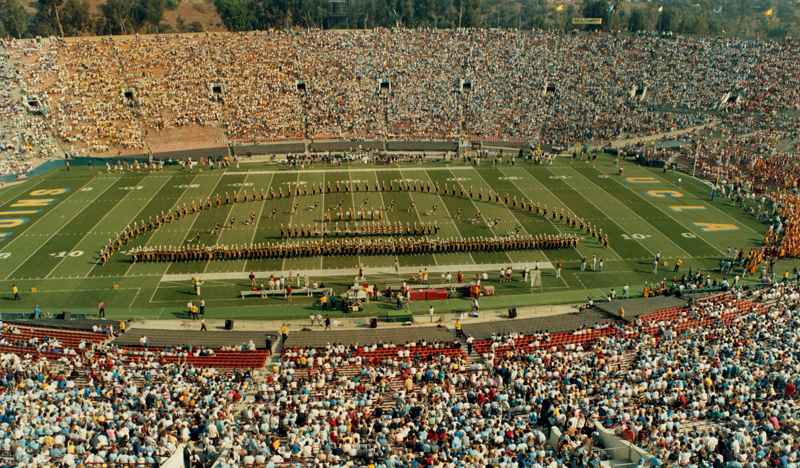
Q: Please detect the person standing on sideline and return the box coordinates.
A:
[598,259,603,272]
[316,313,323,327]
[280,323,288,342]
[324,315,331,331]
[580,257,587,271]
[321,294,328,311]
[286,285,292,302]
[396,293,403,310]
[455,319,463,338]
[309,313,315,326]
[677,177,681,188]
[653,259,659,274]
[466,334,474,354]
[119,320,126,334]
[200,318,207,331]
[674,258,682,272]
[199,299,205,316]
[12,285,19,301]
[395,260,400,275]
[34,305,41,319]
[140,335,148,349]
[193,279,204,296]
[623,283,630,299]
[429,305,435,322]
[98,301,105,318]
[249,272,256,288]
[556,260,563,278]
[187,300,194,319]
[591,256,597,270]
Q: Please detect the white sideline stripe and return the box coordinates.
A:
[161,262,554,282]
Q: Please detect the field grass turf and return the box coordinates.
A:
[0,156,773,321]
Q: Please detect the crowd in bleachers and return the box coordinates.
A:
[3,280,800,467]
[4,31,800,157]
[0,50,59,175]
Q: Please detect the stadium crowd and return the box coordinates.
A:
[2,264,800,468]
[4,31,800,158]
[0,50,59,176]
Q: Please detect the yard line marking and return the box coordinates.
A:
[424,169,477,265]
[573,272,586,289]
[44,178,146,279]
[83,176,171,278]
[319,172,326,270]
[449,167,520,265]
[129,287,141,308]
[279,172,302,273]
[243,172,274,272]
[399,169,437,266]
[484,168,572,288]
[199,174,251,276]
[123,174,207,278]
[648,169,760,235]
[3,179,108,280]
[512,167,623,261]
[344,170,365,269]
[0,178,93,254]
[0,179,47,205]
[554,167,666,258]
[591,166,724,255]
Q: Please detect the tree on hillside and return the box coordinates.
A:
[2,0,28,38]
[102,0,132,35]
[40,0,65,37]
[657,7,676,32]
[627,8,651,32]
[132,0,166,33]
[62,0,94,35]
[582,0,610,30]
[215,0,255,31]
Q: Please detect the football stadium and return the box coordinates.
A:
[1,21,800,468]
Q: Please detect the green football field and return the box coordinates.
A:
[0,156,772,321]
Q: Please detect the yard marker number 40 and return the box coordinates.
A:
[621,234,651,240]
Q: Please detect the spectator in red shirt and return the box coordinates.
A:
[457,271,463,283]
[785,381,796,398]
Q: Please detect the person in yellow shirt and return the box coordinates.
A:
[12,285,19,301]
[674,257,682,272]
[454,319,463,338]
[281,323,288,342]
[119,321,126,334]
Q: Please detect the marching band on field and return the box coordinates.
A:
[98,179,609,265]
[128,234,582,263]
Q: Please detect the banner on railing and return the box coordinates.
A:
[572,18,603,24]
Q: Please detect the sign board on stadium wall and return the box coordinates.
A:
[16,175,28,181]
[572,18,603,24]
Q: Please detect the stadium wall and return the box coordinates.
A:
[594,422,653,463]
[1,159,65,185]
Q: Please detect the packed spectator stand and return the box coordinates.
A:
[3,30,800,162]
[2,279,800,467]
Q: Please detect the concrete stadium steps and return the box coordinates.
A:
[461,307,619,341]
[1,326,107,349]
[283,326,456,349]
[111,329,277,350]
